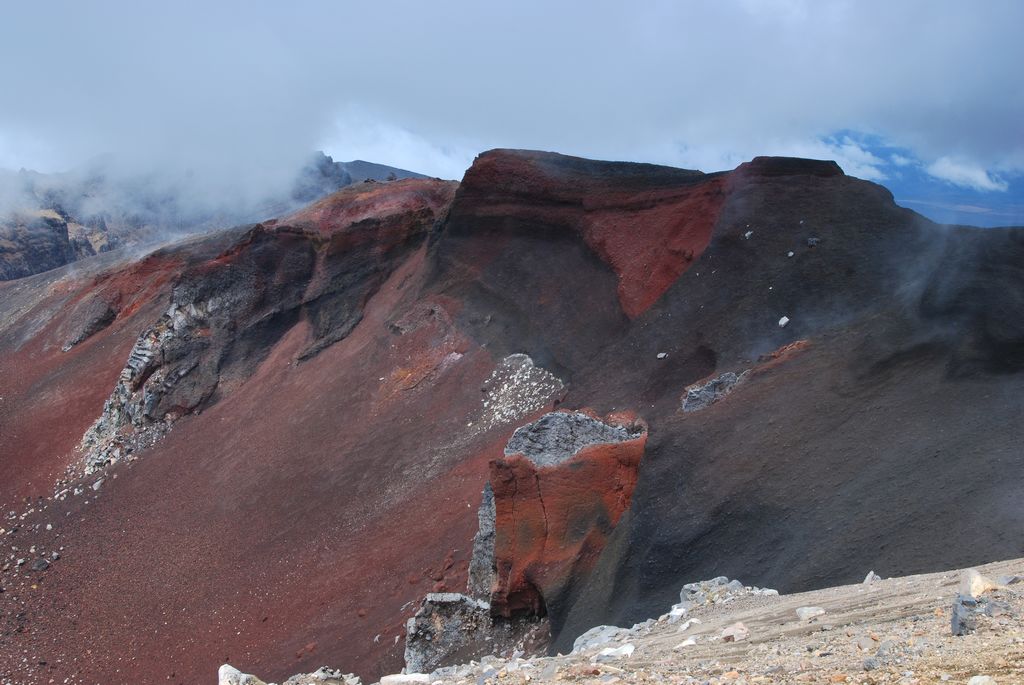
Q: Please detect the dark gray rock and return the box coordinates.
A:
[951,594,978,636]
[681,371,750,412]
[504,411,639,467]
[467,484,496,600]
[404,593,548,674]
[60,293,118,351]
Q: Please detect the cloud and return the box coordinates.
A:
[0,0,1021,192]
[321,108,477,181]
[926,157,1009,192]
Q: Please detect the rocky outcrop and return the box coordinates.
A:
[489,411,647,617]
[0,210,80,280]
[80,179,457,471]
[467,484,496,600]
[681,370,749,412]
[403,593,547,675]
[404,412,645,673]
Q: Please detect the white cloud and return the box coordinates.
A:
[890,154,914,167]
[321,109,477,180]
[666,135,888,181]
[926,157,1009,192]
[0,1,1021,192]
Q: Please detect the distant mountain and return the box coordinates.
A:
[0,152,428,280]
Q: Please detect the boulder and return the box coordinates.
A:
[572,625,630,653]
[796,607,826,621]
[721,622,749,642]
[219,664,267,685]
[960,568,999,599]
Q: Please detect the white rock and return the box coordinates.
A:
[863,570,882,584]
[219,664,267,685]
[960,569,999,599]
[967,677,997,685]
[721,621,749,642]
[592,643,634,662]
[656,352,668,359]
[795,606,826,621]
[787,251,795,258]
[380,675,430,685]
[778,316,790,328]
[677,618,701,632]
[572,625,628,653]
[673,637,697,649]
[744,230,754,239]
[666,603,688,623]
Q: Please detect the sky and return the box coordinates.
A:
[0,1,1021,225]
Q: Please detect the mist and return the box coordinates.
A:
[0,1,1022,221]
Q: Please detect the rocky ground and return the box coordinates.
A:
[237,559,1023,685]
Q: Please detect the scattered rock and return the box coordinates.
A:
[283,668,361,685]
[796,607,826,621]
[477,354,566,432]
[30,558,49,572]
[685,577,776,606]
[863,570,881,584]
[862,657,880,671]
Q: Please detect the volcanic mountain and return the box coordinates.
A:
[0,150,1022,685]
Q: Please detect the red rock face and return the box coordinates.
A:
[488,412,647,617]
[451,150,727,318]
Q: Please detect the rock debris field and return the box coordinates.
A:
[226,559,1023,685]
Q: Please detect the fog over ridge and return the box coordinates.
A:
[0,1,1021,222]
